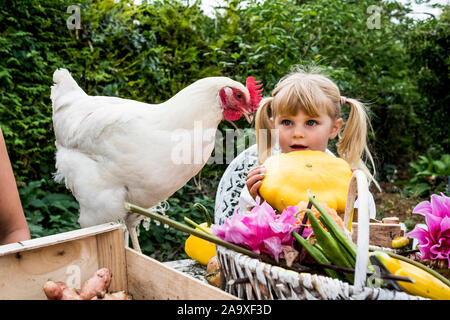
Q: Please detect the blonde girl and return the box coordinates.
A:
[214,66,379,223]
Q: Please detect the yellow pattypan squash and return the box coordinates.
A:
[184,222,217,266]
[259,150,352,213]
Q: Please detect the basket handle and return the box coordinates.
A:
[343,170,370,293]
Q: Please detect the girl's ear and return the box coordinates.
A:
[329,117,343,139]
[269,117,274,126]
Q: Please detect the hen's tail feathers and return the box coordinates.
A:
[51,68,87,111]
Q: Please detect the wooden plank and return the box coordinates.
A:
[0,222,122,256]
[352,222,404,248]
[0,223,127,299]
[382,217,399,224]
[0,237,99,299]
[125,247,238,300]
[95,227,128,293]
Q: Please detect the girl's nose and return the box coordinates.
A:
[293,125,304,138]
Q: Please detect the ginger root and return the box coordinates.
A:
[79,268,111,300]
[91,291,132,300]
[43,268,131,300]
[43,281,82,300]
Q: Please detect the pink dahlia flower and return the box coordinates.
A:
[406,193,450,267]
[211,201,299,262]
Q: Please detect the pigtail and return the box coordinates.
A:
[337,98,380,190]
[255,97,274,165]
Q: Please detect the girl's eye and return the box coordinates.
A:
[306,120,317,126]
[281,119,292,126]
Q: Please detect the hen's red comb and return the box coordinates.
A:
[246,76,263,111]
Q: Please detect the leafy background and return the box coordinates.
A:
[0,0,448,261]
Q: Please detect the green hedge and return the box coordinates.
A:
[1,0,448,260]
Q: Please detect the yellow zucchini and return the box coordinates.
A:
[372,251,450,300]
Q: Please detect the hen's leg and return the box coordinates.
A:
[125,213,144,253]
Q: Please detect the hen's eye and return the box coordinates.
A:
[236,92,243,99]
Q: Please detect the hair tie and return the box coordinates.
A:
[340,96,347,106]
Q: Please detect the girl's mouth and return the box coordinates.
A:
[290,144,308,151]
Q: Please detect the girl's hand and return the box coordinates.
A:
[246,166,266,201]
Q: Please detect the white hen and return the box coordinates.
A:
[50,69,262,252]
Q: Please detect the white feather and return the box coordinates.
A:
[51,69,248,230]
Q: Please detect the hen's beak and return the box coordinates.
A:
[242,110,254,123]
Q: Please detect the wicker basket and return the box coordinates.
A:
[217,246,424,300]
[217,170,428,300]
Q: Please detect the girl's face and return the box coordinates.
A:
[272,108,343,153]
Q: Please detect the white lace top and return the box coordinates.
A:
[214,144,376,225]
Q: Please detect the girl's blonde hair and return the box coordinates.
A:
[255,66,379,189]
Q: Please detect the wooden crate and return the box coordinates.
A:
[0,222,236,300]
[351,217,404,248]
